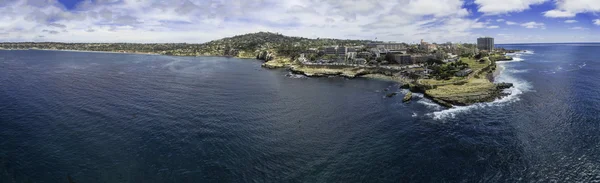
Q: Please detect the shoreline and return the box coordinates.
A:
[28,48,161,55]
[262,58,511,108]
[1,48,162,56]
[4,48,513,108]
[5,48,267,59]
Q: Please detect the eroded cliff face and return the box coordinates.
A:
[255,50,275,61]
[261,55,514,108]
[424,86,509,107]
[289,65,400,78]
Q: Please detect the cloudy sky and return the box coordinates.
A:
[1,0,599,44]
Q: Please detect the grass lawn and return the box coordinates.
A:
[460,57,490,71]
[420,76,462,85]
[426,57,496,96]
[425,77,494,97]
[419,56,491,86]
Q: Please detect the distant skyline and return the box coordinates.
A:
[1,0,599,44]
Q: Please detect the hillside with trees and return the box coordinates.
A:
[0,32,375,61]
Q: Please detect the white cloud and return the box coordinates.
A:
[543,10,576,17]
[0,0,491,43]
[594,19,600,25]
[399,0,469,17]
[520,21,545,29]
[486,25,500,29]
[569,26,588,30]
[564,20,578,23]
[4,0,597,43]
[474,0,548,15]
[544,0,600,18]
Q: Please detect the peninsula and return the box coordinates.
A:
[0,32,516,107]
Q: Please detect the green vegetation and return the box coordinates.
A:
[489,54,513,61]
[0,32,376,60]
[417,54,501,106]
[460,56,490,71]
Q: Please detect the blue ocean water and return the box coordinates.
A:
[0,44,599,182]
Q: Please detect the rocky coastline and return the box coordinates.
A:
[261,55,515,108]
[4,46,514,108]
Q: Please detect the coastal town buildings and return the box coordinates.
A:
[323,46,345,55]
[324,46,336,55]
[367,43,406,50]
[411,55,434,64]
[346,51,357,60]
[419,39,429,50]
[477,37,494,51]
[357,51,372,59]
[369,48,382,58]
[300,36,495,71]
[336,46,347,56]
[419,39,437,52]
[393,54,413,65]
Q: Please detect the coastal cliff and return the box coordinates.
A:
[411,56,514,107]
[262,55,514,108]
[1,32,514,108]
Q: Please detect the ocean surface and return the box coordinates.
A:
[1,44,599,182]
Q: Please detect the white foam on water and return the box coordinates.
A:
[428,63,533,120]
[417,99,443,110]
[506,69,529,74]
[163,59,183,68]
[512,57,525,62]
[412,92,424,98]
[411,113,418,117]
[522,50,535,54]
[497,57,524,63]
[285,72,307,79]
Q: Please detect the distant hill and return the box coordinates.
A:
[0,32,376,59]
[196,32,375,58]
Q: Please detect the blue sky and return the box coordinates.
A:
[1,0,599,43]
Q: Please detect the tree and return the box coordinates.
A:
[308,53,317,61]
[475,51,489,59]
[426,58,444,66]
[460,53,473,58]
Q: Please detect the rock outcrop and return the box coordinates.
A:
[399,83,410,89]
[403,92,412,102]
[386,92,398,98]
[261,55,514,108]
[495,82,513,90]
[256,50,275,61]
[288,65,400,78]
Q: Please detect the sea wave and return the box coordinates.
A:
[506,50,534,57]
[285,72,307,79]
[543,62,587,74]
[428,64,533,120]
[506,69,529,73]
[417,99,443,110]
[522,50,535,54]
[512,57,525,62]
[497,57,525,63]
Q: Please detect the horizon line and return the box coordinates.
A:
[2,41,599,45]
